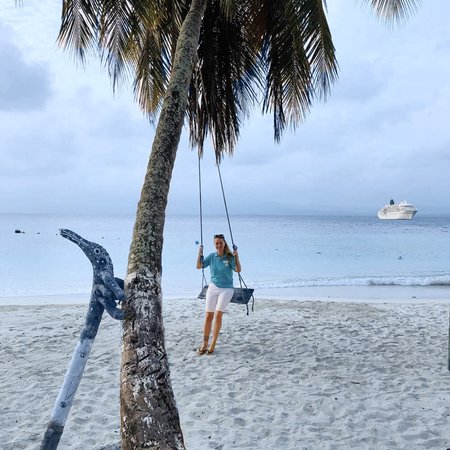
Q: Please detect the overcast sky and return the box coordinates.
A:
[0,1,449,216]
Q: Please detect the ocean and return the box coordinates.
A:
[1,214,450,304]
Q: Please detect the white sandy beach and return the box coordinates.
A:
[1,297,449,449]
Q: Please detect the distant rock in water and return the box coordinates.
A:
[14,229,24,234]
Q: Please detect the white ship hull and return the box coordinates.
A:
[377,201,417,220]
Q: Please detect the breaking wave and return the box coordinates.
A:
[252,274,450,289]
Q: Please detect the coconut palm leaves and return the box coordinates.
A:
[189,0,337,159]
[366,0,419,23]
[57,0,417,159]
[57,0,336,159]
[58,0,184,116]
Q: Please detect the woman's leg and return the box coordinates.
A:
[208,288,234,353]
[208,311,223,353]
[200,312,214,352]
[199,284,218,353]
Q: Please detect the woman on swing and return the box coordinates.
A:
[196,234,241,355]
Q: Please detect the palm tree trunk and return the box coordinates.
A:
[120,1,208,449]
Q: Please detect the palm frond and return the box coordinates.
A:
[365,0,419,24]
[299,0,338,100]
[189,0,259,160]
[132,28,172,117]
[58,0,102,63]
[59,0,187,114]
[249,0,338,141]
[129,1,188,114]
[98,0,136,88]
[98,0,184,100]
[219,0,237,19]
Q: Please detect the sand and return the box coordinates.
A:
[1,297,449,449]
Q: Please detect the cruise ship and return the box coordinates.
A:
[377,200,418,220]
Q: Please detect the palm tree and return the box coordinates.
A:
[57,0,418,448]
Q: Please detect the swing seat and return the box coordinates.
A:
[198,285,254,305]
[231,287,255,305]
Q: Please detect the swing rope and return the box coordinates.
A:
[216,163,235,249]
[216,163,247,291]
[197,152,254,314]
[197,152,207,288]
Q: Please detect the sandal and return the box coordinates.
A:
[197,337,209,355]
[207,348,215,355]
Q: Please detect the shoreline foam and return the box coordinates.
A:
[1,284,450,306]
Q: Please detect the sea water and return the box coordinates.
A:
[1,214,449,303]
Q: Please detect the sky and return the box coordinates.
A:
[0,1,449,217]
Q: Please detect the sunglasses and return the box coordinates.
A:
[214,234,224,239]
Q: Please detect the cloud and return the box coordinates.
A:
[0,1,450,216]
[0,88,153,214]
[0,22,52,111]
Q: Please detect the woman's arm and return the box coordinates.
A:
[196,245,204,269]
[233,250,241,273]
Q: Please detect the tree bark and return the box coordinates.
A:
[120,1,208,449]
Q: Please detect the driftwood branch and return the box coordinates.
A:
[40,229,126,450]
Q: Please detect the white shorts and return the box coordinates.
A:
[205,283,234,312]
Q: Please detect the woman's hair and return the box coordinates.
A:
[214,234,233,261]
